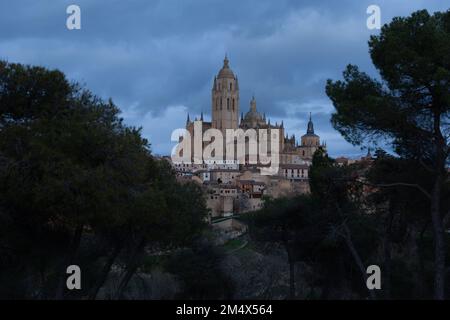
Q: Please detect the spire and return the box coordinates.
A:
[186,113,190,125]
[241,112,244,122]
[250,96,257,112]
[217,54,234,79]
[307,113,315,134]
[200,111,204,121]
[281,120,284,128]
[263,112,266,121]
[223,54,229,68]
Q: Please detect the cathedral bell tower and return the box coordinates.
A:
[211,55,239,130]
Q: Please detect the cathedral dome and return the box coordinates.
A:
[244,110,263,122]
[217,56,235,79]
[244,98,263,121]
[242,96,265,127]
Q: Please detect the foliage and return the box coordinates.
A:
[0,61,208,299]
[326,9,450,299]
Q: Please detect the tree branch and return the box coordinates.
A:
[355,180,431,199]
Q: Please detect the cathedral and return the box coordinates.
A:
[184,55,324,167]
[171,56,326,220]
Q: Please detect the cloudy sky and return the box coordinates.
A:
[0,0,448,157]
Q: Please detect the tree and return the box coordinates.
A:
[0,61,152,298]
[0,61,208,299]
[366,155,435,298]
[246,196,307,299]
[113,162,208,299]
[308,149,380,299]
[326,10,450,299]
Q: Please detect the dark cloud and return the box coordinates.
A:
[0,0,448,156]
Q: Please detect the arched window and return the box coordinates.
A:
[230,83,232,91]
[220,98,222,110]
[227,98,230,110]
[232,99,235,110]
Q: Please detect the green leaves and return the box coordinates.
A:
[0,62,71,122]
[370,10,450,95]
[327,11,450,160]
[0,61,208,298]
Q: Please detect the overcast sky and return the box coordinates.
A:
[0,0,448,157]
